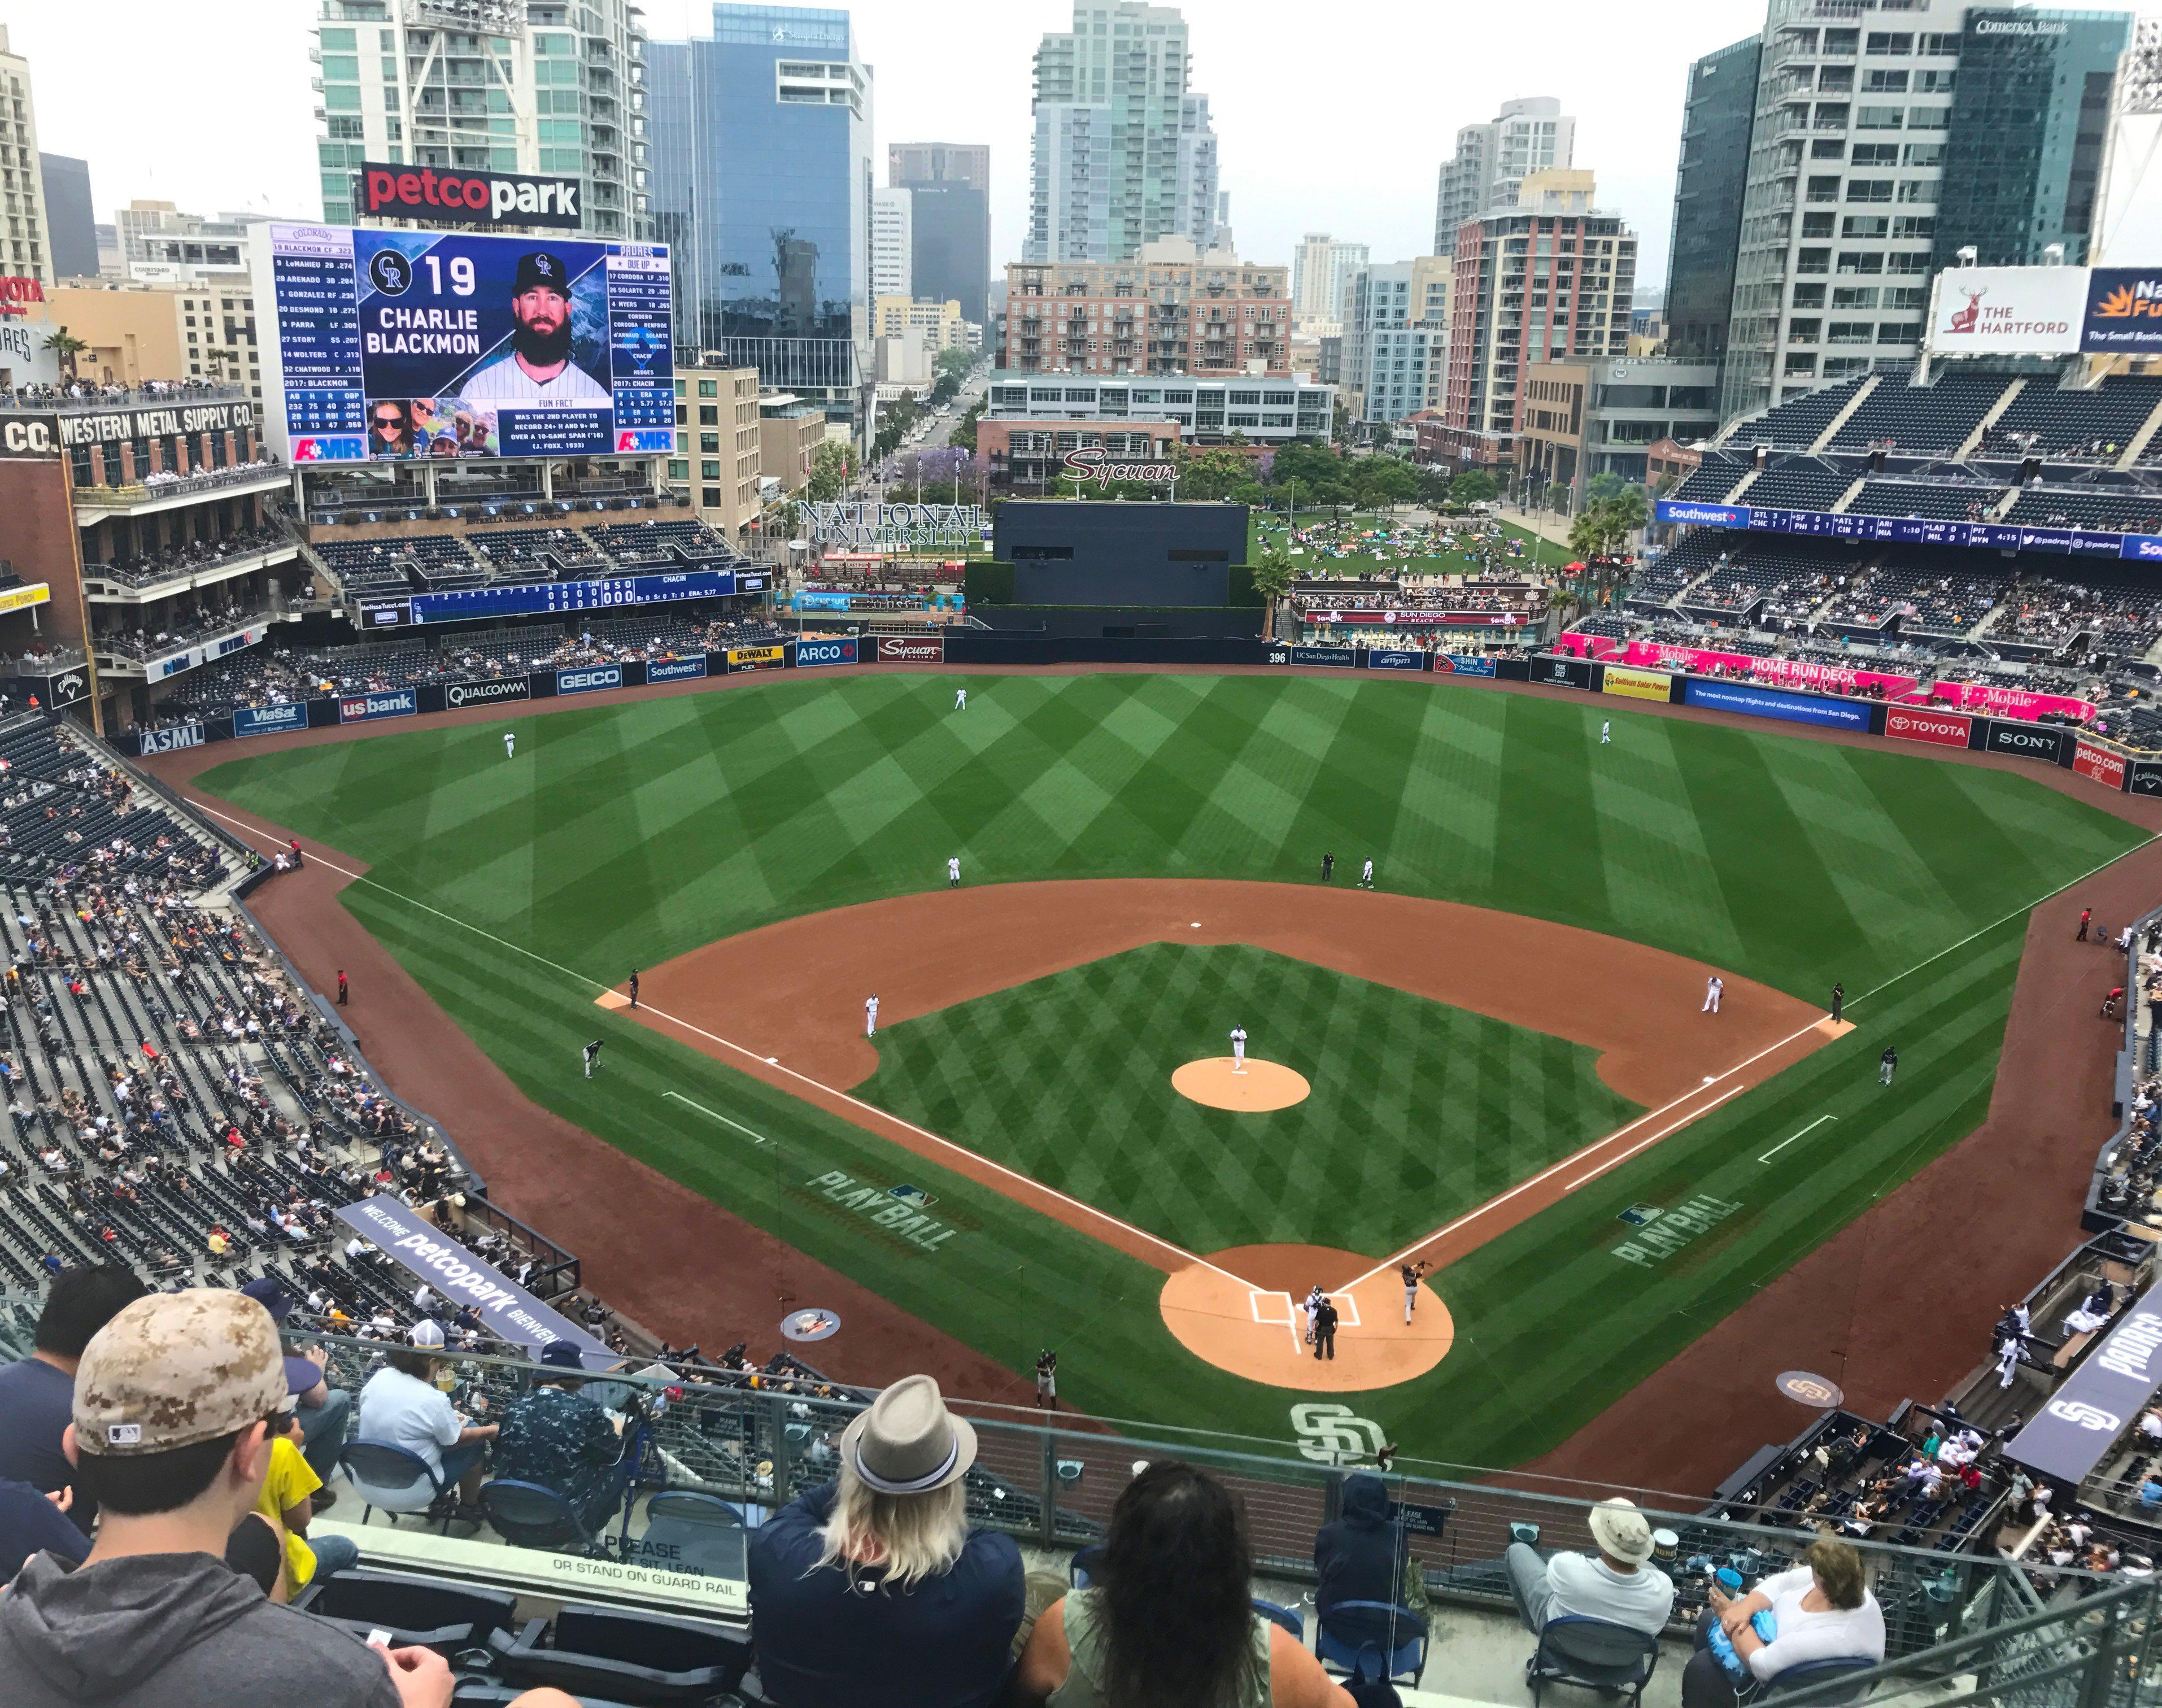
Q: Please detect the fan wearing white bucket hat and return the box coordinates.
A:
[748,1375,1026,1708]
[1505,1497,1676,1638]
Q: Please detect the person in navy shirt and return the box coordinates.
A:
[0,1266,147,1540]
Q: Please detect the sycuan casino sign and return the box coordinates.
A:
[1062,446,1177,486]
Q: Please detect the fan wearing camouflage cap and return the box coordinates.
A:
[0,1287,576,1708]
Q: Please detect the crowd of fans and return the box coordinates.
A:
[85,524,293,591]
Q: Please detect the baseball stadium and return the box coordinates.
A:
[12,238,2162,1703]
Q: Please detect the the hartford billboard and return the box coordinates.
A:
[1926,264,2162,358]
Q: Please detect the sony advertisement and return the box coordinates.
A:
[257,224,673,464]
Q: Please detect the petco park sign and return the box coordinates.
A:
[1062,446,1176,486]
[359,162,582,230]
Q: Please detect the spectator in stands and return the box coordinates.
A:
[0,1287,436,1707]
[748,1373,1026,1708]
[1313,1471,1409,1615]
[350,1319,498,1513]
[1682,1536,1885,1708]
[0,1263,147,1538]
[241,1276,349,1485]
[1505,1496,1675,1638]
[490,1341,632,1533]
[255,1401,359,1600]
[1013,1460,1354,1707]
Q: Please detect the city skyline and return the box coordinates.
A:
[24,0,2162,290]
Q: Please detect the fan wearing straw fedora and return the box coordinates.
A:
[748,1375,1028,1708]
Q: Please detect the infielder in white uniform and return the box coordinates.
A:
[1359,857,1375,888]
[947,856,961,887]
[1601,720,1611,744]
[1230,1025,1248,1074]
[954,687,967,711]
[1703,975,1723,1014]
[864,994,879,1038]
[503,729,516,759]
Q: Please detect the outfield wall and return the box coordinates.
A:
[114,637,2159,800]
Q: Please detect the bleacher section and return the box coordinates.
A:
[1724,373,1873,450]
[1820,564,2009,634]
[1827,373,2011,454]
[1670,459,1750,503]
[1991,576,2162,659]
[586,518,734,565]
[1845,480,2010,522]
[1982,377,2162,463]
[1737,463,1857,511]
[308,520,739,607]
[2005,487,2162,535]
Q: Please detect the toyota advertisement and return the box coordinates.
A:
[255,224,672,464]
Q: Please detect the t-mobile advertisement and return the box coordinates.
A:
[258,224,673,464]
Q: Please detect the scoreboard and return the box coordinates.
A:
[362,567,747,626]
[254,223,673,464]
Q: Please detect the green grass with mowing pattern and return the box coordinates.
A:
[193,670,2148,1461]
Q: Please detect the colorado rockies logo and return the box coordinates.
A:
[368,250,413,297]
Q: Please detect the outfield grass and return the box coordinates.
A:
[857,942,1642,1257]
[196,673,2149,1459]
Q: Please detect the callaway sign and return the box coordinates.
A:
[1062,446,1176,486]
[359,163,583,230]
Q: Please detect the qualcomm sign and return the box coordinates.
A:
[444,678,529,709]
[556,665,622,695]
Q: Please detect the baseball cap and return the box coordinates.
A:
[540,1340,585,1370]
[239,1276,293,1322]
[409,1318,446,1350]
[514,251,569,294]
[73,1289,288,1457]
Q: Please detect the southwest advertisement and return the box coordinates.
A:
[259,224,673,463]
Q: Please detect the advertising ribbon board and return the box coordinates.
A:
[556,664,624,696]
[1984,721,2071,765]
[792,637,858,668]
[877,635,944,663]
[333,1196,611,1365]
[1287,645,1355,668]
[729,646,786,672]
[338,689,417,724]
[442,677,530,711]
[645,655,708,684]
[2006,1287,2162,1483]
[1599,665,1671,703]
[1361,649,1428,671]
[136,724,206,755]
[1438,655,1499,678]
[2129,762,2162,798]
[1530,655,1592,690]
[1884,707,1972,748]
[2074,738,2128,790]
[234,704,311,739]
[1682,679,1873,730]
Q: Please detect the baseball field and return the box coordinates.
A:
[185,668,2150,1466]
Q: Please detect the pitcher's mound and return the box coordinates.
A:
[1173,1057,1310,1112]
[1160,1244,1453,1391]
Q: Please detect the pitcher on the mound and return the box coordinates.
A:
[1230,1025,1248,1074]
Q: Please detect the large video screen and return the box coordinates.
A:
[258,224,672,463]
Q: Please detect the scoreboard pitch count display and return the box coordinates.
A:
[258,224,672,464]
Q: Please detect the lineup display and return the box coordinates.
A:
[1656,499,2162,565]
[260,224,672,463]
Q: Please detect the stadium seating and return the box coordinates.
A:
[1825,373,2013,455]
[1843,480,2009,522]
[2004,487,2162,535]
[1724,374,1874,451]
[1738,463,1856,512]
[1981,377,2162,463]
[587,519,735,565]
[1669,460,1751,503]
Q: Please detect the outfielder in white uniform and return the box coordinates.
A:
[864,994,879,1038]
[954,687,967,711]
[503,730,516,759]
[947,856,961,887]
[1703,975,1723,1014]
[1230,1026,1248,1074]
[1601,721,1611,744]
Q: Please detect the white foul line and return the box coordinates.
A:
[1564,1086,1742,1192]
[186,798,1244,1287]
[1760,1114,1838,1164]
[664,1091,770,1144]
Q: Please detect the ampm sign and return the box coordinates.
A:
[556,664,624,696]
[793,637,859,669]
[233,704,310,739]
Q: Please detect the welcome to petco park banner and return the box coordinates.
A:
[2007,1289,2162,1483]
[334,1195,612,1366]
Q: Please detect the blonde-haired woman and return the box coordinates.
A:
[1682,1536,1885,1708]
[748,1375,1026,1708]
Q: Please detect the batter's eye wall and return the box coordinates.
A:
[995,501,1248,607]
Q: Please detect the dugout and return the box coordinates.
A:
[994,502,1248,607]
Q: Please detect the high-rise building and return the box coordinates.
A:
[0,29,53,287]
[1716,1,2133,423]
[1002,237,1288,376]
[1665,36,1761,364]
[1438,171,1636,467]
[39,155,95,282]
[112,202,292,284]
[1291,233,1371,326]
[1433,97,1575,257]
[1026,2,1221,262]
[1341,260,1450,426]
[648,5,874,416]
[872,188,913,300]
[889,143,991,325]
[310,0,648,241]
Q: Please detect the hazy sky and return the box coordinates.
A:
[10,0,2159,288]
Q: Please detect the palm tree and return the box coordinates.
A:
[1250,541,1298,636]
[41,330,87,384]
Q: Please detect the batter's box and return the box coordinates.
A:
[1249,1288,1362,1353]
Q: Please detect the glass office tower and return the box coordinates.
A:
[647,5,872,413]
[1665,35,1761,364]
[1932,9,2129,269]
